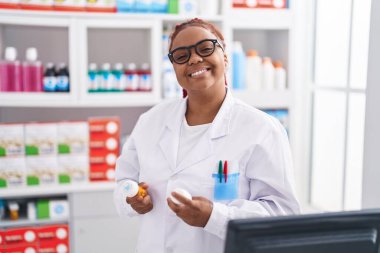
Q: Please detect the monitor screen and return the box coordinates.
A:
[224,209,380,253]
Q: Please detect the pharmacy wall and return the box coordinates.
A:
[0,0,309,252]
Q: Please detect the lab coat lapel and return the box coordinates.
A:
[174,90,235,174]
[158,98,187,172]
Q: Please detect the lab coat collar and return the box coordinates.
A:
[158,88,235,173]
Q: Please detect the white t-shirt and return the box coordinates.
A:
[176,117,211,166]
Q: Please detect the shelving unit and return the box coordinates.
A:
[0,3,306,252]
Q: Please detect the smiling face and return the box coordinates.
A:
[170,26,227,96]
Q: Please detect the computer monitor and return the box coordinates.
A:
[224,209,380,253]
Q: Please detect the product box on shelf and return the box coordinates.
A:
[19,0,54,10]
[0,230,4,249]
[36,199,69,220]
[25,123,57,156]
[5,245,38,253]
[53,0,86,11]
[39,241,69,253]
[0,124,24,157]
[86,0,116,12]
[58,154,89,184]
[0,0,20,9]
[37,224,69,243]
[4,227,37,247]
[0,157,27,188]
[57,121,89,155]
[88,117,120,182]
[232,0,287,9]
[26,156,58,186]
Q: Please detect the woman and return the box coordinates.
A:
[114,18,299,253]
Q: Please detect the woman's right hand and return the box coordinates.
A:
[126,182,153,214]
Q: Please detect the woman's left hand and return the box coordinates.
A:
[167,192,213,227]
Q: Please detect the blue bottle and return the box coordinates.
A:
[135,0,151,12]
[151,0,167,13]
[116,0,135,12]
[232,41,246,90]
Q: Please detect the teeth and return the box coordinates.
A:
[190,68,207,77]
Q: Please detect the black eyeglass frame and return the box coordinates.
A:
[168,39,224,64]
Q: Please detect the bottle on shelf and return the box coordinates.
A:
[100,63,112,91]
[112,63,126,91]
[245,50,262,92]
[179,0,197,15]
[56,63,70,92]
[151,0,168,13]
[273,61,287,90]
[22,47,43,92]
[262,57,275,91]
[43,62,57,92]
[0,47,22,92]
[88,63,100,92]
[232,41,246,90]
[167,0,178,14]
[116,0,135,12]
[138,63,152,91]
[125,63,139,91]
[121,180,147,198]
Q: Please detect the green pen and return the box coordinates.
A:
[218,160,223,183]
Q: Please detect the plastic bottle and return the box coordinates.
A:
[116,0,135,12]
[8,201,19,220]
[167,0,178,13]
[100,63,112,91]
[245,50,262,92]
[273,61,287,90]
[138,63,152,91]
[151,0,167,13]
[162,57,178,98]
[121,180,147,198]
[22,47,43,92]
[125,63,139,91]
[179,0,197,15]
[134,0,151,12]
[43,62,56,92]
[112,63,125,91]
[88,63,99,91]
[0,199,5,220]
[0,47,22,92]
[262,57,275,90]
[170,188,192,205]
[56,63,70,92]
[232,41,246,90]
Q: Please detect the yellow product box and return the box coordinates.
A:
[0,157,27,188]
[58,154,89,184]
[0,124,25,157]
[57,121,89,155]
[25,123,58,156]
[54,0,86,10]
[26,156,58,186]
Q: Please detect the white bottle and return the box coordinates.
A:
[170,188,192,205]
[245,50,262,92]
[179,0,198,15]
[262,57,275,91]
[88,63,99,91]
[100,63,112,90]
[273,61,287,90]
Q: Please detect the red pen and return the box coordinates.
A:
[224,160,228,183]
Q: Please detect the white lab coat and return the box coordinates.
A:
[114,90,300,253]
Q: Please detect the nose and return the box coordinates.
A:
[187,47,203,65]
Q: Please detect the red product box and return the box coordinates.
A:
[0,230,4,248]
[4,228,37,247]
[88,163,116,181]
[88,117,120,138]
[37,225,69,243]
[5,244,38,253]
[233,0,287,9]
[39,241,69,253]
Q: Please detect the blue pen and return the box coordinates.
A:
[218,160,223,183]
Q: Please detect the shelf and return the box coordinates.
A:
[0,93,75,107]
[0,218,69,228]
[232,90,291,109]
[0,9,224,22]
[0,182,116,198]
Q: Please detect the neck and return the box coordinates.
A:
[185,85,226,126]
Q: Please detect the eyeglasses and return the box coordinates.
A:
[168,39,224,64]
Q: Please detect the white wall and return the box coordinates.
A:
[362,0,380,208]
